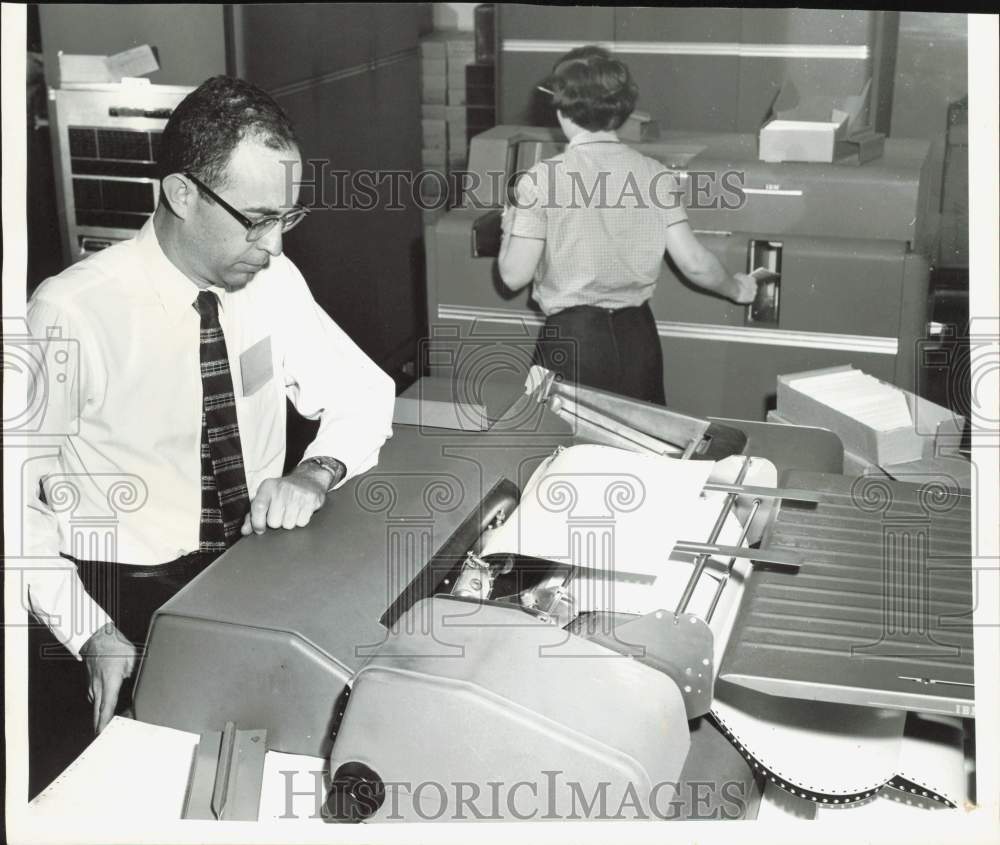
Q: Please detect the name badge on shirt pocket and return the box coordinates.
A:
[240,337,273,397]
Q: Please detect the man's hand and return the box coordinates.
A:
[240,463,331,536]
[80,622,137,735]
[728,273,758,305]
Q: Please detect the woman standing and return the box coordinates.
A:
[499,46,756,405]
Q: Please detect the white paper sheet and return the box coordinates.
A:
[483,445,715,574]
[257,750,329,822]
[29,716,199,820]
[757,713,968,817]
[712,685,907,798]
[478,444,759,620]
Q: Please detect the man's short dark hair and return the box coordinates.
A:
[158,75,298,190]
[545,46,638,132]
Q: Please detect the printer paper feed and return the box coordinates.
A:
[711,684,907,800]
[480,444,723,617]
[29,716,199,819]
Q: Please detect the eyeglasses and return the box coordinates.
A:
[184,172,309,242]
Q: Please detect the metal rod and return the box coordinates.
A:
[703,482,824,503]
[672,541,801,571]
[705,481,971,503]
[898,675,975,688]
[675,457,751,616]
[705,498,762,623]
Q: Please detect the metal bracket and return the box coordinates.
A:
[182,722,267,821]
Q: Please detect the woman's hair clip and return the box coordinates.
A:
[536,85,555,96]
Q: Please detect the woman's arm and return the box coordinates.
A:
[665,220,756,303]
[498,223,545,291]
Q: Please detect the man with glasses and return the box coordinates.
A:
[24,76,394,795]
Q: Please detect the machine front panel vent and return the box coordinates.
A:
[73,177,156,229]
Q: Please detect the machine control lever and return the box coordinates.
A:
[746,240,782,326]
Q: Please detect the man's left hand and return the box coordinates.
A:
[241,464,330,535]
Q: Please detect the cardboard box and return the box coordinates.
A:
[445,36,475,59]
[834,130,885,165]
[767,410,884,477]
[776,366,965,467]
[447,87,467,106]
[422,73,446,92]
[419,35,447,59]
[421,148,447,168]
[58,45,159,85]
[759,79,873,164]
[760,120,840,163]
[421,104,446,121]
[422,118,447,149]
[445,105,467,125]
[422,79,447,106]
[420,59,448,79]
[618,109,660,142]
[766,408,969,487]
[421,58,446,77]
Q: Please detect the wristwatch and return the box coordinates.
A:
[300,456,346,492]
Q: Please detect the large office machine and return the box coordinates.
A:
[133,372,974,822]
[48,81,193,265]
[425,127,934,421]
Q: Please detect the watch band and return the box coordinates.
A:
[301,456,345,492]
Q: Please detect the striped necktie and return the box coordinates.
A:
[194,290,250,553]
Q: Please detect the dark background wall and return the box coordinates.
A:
[891,12,968,268]
[496,8,882,134]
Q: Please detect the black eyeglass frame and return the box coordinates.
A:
[183,171,309,242]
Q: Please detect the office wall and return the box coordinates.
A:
[496,7,882,133]
[38,4,227,86]
[234,3,432,375]
[891,13,968,266]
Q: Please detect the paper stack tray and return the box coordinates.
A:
[719,471,974,717]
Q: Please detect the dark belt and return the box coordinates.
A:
[549,301,651,317]
[65,550,217,579]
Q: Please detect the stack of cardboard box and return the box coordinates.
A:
[421,31,477,205]
[444,34,475,170]
[420,32,449,209]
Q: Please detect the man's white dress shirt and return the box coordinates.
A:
[23,220,395,656]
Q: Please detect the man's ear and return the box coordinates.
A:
[160,172,195,220]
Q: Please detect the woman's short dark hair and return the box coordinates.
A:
[545,46,638,131]
[157,75,298,190]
